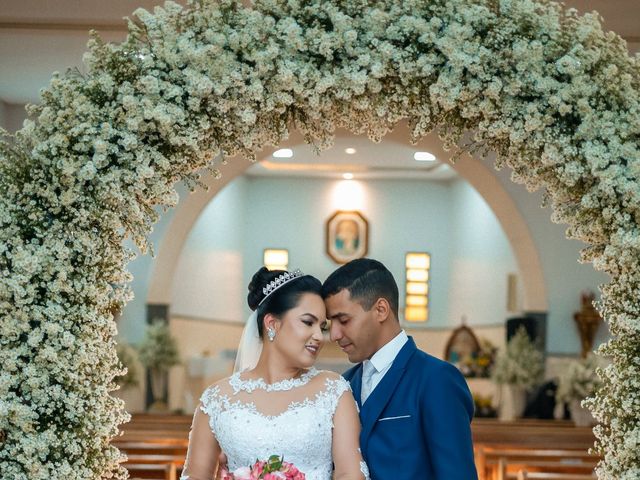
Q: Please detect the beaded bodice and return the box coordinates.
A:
[199,369,350,480]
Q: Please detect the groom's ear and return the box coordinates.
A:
[373,297,391,323]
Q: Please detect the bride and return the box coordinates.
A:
[180,267,369,480]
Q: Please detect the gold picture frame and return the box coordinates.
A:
[326,210,369,264]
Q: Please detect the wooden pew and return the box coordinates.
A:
[126,462,177,480]
[115,440,189,457]
[477,447,598,480]
[119,416,191,444]
[472,419,595,450]
[516,471,596,480]
[115,416,191,479]
[119,431,190,442]
[124,454,185,466]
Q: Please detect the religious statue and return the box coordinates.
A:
[573,291,602,358]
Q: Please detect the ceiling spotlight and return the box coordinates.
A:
[343,173,354,180]
[273,148,293,158]
[345,147,357,155]
[414,151,436,162]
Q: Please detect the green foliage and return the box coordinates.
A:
[137,319,180,371]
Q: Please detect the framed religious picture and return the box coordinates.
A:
[326,210,369,264]
[444,324,481,377]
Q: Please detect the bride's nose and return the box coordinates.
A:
[311,323,324,341]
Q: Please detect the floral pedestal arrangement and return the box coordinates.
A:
[570,400,595,427]
[138,320,180,413]
[491,327,544,422]
[557,355,602,428]
[499,385,527,422]
[148,368,169,412]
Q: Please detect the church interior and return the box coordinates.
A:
[1,1,638,479]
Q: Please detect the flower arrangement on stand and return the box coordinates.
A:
[491,327,545,421]
[137,320,180,412]
[556,354,603,427]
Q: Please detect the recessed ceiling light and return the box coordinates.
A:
[345,147,357,155]
[343,173,354,180]
[273,148,293,158]
[414,151,436,162]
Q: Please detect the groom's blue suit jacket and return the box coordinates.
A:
[343,337,478,480]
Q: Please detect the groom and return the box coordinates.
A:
[322,258,478,480]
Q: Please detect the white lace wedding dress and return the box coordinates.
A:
[180,368,369,480]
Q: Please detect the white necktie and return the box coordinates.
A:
[361,360,376,404]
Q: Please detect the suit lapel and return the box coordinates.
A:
[350,364,364,411]
[360,338,418,445]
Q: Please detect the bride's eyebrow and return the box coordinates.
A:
[301,313,319,322]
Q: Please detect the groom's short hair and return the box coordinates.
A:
[321,258,399,319]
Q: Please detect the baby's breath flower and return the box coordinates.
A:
[1,0,638,478]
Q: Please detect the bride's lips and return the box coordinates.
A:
[305,344,320,355]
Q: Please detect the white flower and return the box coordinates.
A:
[0,0,638,478]
[491,327,545,389]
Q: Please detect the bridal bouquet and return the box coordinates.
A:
[220,455,305,480]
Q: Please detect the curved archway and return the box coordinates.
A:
[3,1,635,477]
[148,125,547,311]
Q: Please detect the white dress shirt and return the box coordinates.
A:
[361,330,409,404]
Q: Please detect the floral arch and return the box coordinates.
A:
[0,0,638,479]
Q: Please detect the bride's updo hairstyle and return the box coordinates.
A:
[247,267,322,338]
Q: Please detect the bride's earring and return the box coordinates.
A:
[267,327,276,342]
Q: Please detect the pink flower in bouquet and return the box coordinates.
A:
[280,462,304,480]
[219,466,252,480]
[263,473,286,480]
[222,455,305,479]
[251,460,266,478]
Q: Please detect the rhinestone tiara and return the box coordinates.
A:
[258,269,304,306]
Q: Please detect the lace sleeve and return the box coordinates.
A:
[198,384,224,436]
[319,375,352,425]
[180,396,221,480]
[329,376,370,479]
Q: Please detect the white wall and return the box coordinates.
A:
[0,101,27,133]
[118,192,180,342]
[448,179,521,327]
[171,178,247,321]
